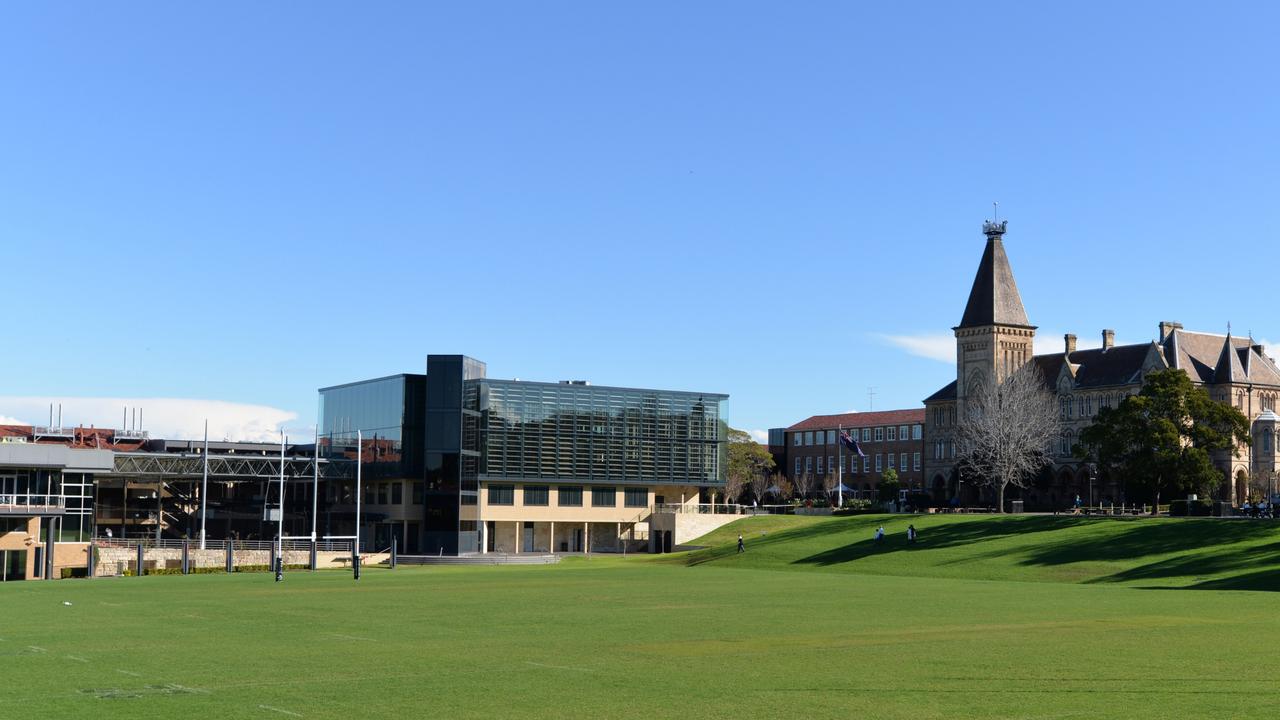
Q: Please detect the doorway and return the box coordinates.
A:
[572,527,584,552]
[3,549,27,581]
[522,522,535,553]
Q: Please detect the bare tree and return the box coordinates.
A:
[955,362,1060,512]
[722,474,744,508]
[748,471,771,507]
[793,471,819,501]
[821,469,839,505]
[772,473,794,503]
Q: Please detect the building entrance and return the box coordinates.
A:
[2,550,27,581]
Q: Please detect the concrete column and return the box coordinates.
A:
[479,521,488,554]
[617,522,622,552]
[583,522,588,554]
[549,521,555,553]
[513,521,520,553]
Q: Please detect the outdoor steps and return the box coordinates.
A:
[395,553,560,566]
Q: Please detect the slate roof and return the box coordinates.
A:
[923,380,957,403]
[1163,329,1280,386]
[958,235,1032,329]
[1064,343,1154,388]
[786,408,925,432]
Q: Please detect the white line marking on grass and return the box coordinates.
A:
[116,669,141,677]
[259,704,304,717]
[65,655,89,663]
[524,661,594,673]
[27,646,46,653]
[326,633,375,642]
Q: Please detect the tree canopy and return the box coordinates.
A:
[726,428,775,502]
[1077,368,1250,507]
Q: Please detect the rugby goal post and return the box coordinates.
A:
[272,430,363,581]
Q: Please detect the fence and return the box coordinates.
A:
[94,537,353,552]
[0,493,65,509]
[652,503,794,515]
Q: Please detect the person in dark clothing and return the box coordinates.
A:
[907,524,918,543]
[737,534,745,553]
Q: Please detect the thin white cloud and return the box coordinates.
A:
[879,333,954,363]
[0,397,298,443]
[0,415,27,426]
[748,429,769,444]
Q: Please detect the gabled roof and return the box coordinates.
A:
[958,234,1032,329]
[786,408,925,432]
[1161,328,1280,386]
[923,380,957,403]
[1213,334,1249,384]
[1066,343,1154,388]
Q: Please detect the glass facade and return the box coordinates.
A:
[473,381,726,486]
[318,374,425,481]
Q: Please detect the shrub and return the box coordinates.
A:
[834,498,873,515]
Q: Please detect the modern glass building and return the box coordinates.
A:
[320,354,728,555]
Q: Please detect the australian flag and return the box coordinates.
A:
[840,430,866,457]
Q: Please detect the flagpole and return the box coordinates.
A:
[311,424,319,543]
[837,424,844,509]
[277,430,285,576]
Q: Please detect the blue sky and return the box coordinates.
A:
[2,2,1278,441]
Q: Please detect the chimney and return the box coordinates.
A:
[1102,329,1115,350]
[1159,321,1183,342]
[1064,334,1077,355]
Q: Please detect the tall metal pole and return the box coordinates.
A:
[355,430,363,556]
[277,430,285,578]
[311,424,319,543]
[199,419,209,550]
[837,424,844,509]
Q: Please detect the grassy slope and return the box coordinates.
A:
[672,513,1280,590]
[4,562,1280,719]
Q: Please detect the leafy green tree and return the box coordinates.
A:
[726,428,775,503]
[1078,369,1249,511]
[877,468,901,503]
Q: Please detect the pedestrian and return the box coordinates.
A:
[737,534,745,554]
[907,524,917,543]
[1074,494,1081,509]
[105,527,112,539]
[874,526,885,543]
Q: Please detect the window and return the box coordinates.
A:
[913,452,921,470]
[901,453,908,471]
[488,484,514,506]
[913,425,922,440]
[863,456,871,473]
[861,428,871,442]
[524,485,549,506]
[887,454,896,470]
[875,453,883,472]
[625,487,648,508]
[899,425,909,440]
[828,456,834,475]
[794,457,802,476]
[558,485,583,507]
[805,456,812,473]
[817,456,824,474]
[412,482,424,504]
[875,427,884,442]
[793,433,802,446]
[392,482,403,505]
[805,431,814,446]
[378,483,389,505]
[887,426,897,442]
[592,487,617,507]
[826,430,836,445]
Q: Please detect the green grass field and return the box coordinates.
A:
[4,515,1280,719]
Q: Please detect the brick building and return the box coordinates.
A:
[779,410,925,499]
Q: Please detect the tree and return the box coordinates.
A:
[727,428,776,504]
[771,473,794,503]
[793,471,820,502]
[722,474,744,507]
[821,470,839,503]
[955,362,1060,512]
[1078,368,1249,511]
[877,468,901,503]
[748,471,771,507]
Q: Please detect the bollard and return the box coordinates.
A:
[182,541,190,575]
[225,542,234,573]
[274,556,283,583]
[136,542,145,577]
[87,541,96,578]
[270,544,277,577]
[353,554,361,581]
[309,540,317,571]
[390,536,397,570]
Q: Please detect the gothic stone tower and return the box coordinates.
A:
[954,220,1036,412]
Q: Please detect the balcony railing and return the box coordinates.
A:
[0,493,66,509]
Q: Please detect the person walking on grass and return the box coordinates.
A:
[907,524,918,544]
[737,534,745,554]
[874,526,885,543]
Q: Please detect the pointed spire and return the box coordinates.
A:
[1214,330,1248,383]
[958,220,1031,328]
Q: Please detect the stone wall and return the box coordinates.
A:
[92,547,367,577]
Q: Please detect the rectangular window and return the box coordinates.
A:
[826,430,836,445]
[887,454,896,470]
[887,426,897,442]
[913,452,921,470]
[392,482,403,505]
[378,484,389,505]
[524,485,549,506]
[412,482,424,504]
[805,456,812,473]
[901,453,908,471]
[875,427,884,442]
[861,428,871,442]
[794,457,802,476]
[913,425,922,440]
[899,425,908,440]
[624,487,648,508]
[793,433,802,446]
[805,431,814,446]
[558,485,583,507]
[863,456,871,473]
[488,484,514,506]
[875,453,883,472]
[592,486,617,507]
[817,456,824,474]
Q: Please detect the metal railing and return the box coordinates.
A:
[94,537,353,552]
[652,502,762,515]
[0,493,66,508]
